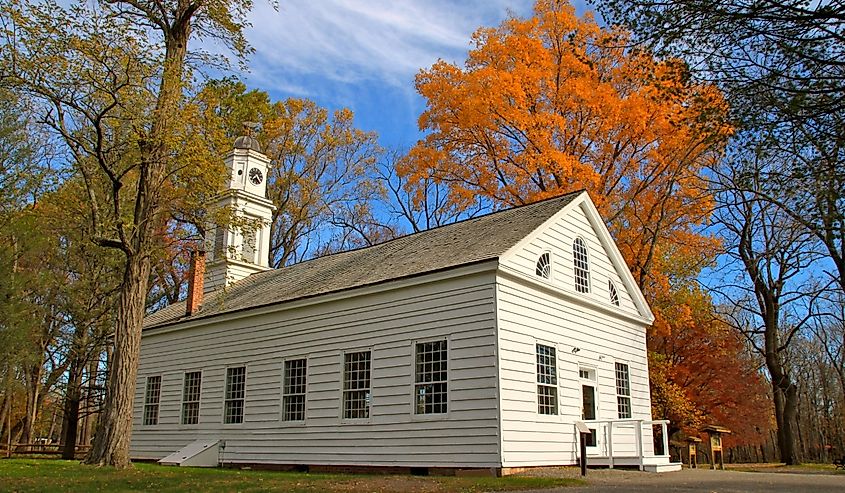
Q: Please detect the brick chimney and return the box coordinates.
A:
[186,250,206,316]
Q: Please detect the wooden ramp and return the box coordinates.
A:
[158,440,221,467]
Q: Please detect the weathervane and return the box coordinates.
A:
[242,121,260,137]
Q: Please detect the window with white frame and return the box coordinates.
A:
[343,351,371,419]
[181,371,202,425]
[535,252,551,279]
[573,237,590,293]
[283,359,307,421]
[536,344,558,415]
[615,362,632,419]
[609,280,620,306]
[414,340,447,414]
[143,376,161,426]
[224,366,246,424]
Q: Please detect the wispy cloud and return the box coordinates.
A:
[241,0,535,94]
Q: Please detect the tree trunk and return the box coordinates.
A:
[0,379,9,445]
[84,253,151,467]
[61,355,84,460]
[80,355,101,447]
[83,17,190,469]
[780,383,800,465]
[21,363,42,445]
[61,395,81,460]
[771,377,800,465]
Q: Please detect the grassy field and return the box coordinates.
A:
[0,459,583,493]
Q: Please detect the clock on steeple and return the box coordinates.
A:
[248,167,263,186]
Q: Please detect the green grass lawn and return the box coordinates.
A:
[0,459,583,493]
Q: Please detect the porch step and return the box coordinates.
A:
[644,462,683,473]
[585,456,682,473]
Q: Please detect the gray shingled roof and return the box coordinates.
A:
[144,191,583,329]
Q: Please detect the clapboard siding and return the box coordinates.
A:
[495,271,653,467]
[502,202,638,315]
[130,269,501,467]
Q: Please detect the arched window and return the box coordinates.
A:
[535,252,551,279]
[609,280,620,306]
[573,238,590,293]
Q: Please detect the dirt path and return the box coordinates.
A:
[516,467,844,493]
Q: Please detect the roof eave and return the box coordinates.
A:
[143,258,501,333]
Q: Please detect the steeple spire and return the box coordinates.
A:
[203,127,276,294]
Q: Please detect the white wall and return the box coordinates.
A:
[131,268,502,468]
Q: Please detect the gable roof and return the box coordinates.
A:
[144,190,584,329]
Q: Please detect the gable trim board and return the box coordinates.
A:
[132,191,662,472]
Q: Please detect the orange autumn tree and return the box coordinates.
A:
[401,0,768,436]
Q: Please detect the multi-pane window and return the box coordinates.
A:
[224,366,246,424]
[535,252,551,278]
[573,237,590,293]
[181,371,202,425]
[283,359,307,421]
[609,280,620,306]
[343,351,371,419]
[615,362,632,419]
[414,340,448,414]
[143,376,162,425]
[536,344,558,415]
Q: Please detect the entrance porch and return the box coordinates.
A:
[578,419,682,472]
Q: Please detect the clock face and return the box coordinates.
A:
[248,167,263,186]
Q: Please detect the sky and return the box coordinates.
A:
[230,0,589,150]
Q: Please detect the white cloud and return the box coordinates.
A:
[242,0,535,94]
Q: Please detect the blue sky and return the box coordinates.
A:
[232,0,589,150]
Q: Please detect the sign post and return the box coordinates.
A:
[575,421,591,477]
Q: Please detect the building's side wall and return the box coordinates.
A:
[131,269,501,468]
[496,203,653,467]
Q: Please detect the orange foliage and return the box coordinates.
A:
[402,0,770,441]
[650,284,773,442]
[402,0,730,292]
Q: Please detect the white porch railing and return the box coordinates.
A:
[576,419,670,471]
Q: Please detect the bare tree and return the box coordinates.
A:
[711,140,824,464]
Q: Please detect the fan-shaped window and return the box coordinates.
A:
[609,280,620,306]
[573,238,590,293]
[535,252,551,279]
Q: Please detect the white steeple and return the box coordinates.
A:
[204,125,276,294]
